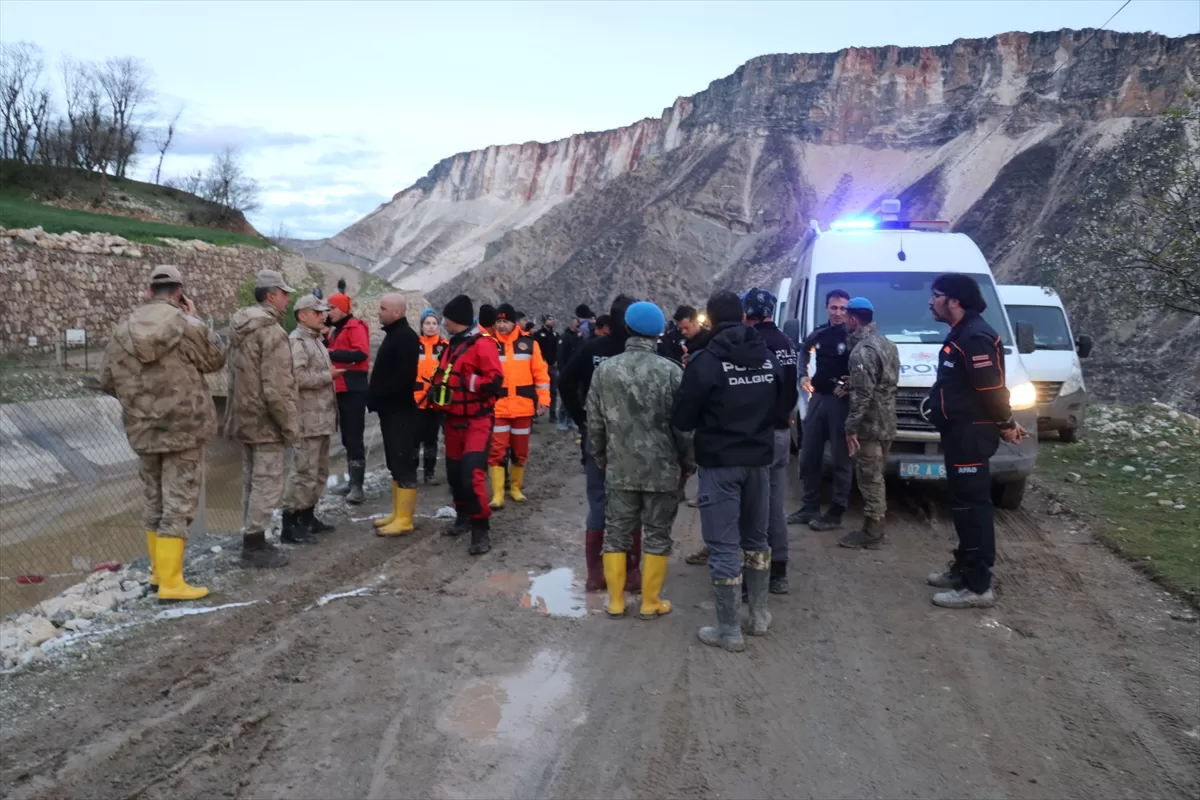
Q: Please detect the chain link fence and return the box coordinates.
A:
[0,329,383,618]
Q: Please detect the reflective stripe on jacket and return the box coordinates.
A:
[493,328,551,418]
[415,334,448,406]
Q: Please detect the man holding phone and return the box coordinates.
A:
[925,273,1027,609]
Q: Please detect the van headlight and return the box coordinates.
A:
[1009,381,1037,411]
[1060,365,1086,396]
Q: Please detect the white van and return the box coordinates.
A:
[998,285,1092,442]
[779,207,1040,510]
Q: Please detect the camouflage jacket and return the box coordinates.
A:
[289,324,337,438]
[845,322,900,441]
[224,305,299,445]
[99,300,226,454]
[585,336,694,492]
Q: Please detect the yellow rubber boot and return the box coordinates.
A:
[146,530,160,588]
[489,466,506,509]
[603,552,627,618]
[373,482,400,528]
[639,553,672,619]
[509,465,527,502]
[378,488,417,536]
[155,537,209,601]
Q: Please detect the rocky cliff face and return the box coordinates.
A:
[322,29,1199,410]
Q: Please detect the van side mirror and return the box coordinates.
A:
[782,319,801,348]
[1016,321,1036,355]
[1076,333,1093,359]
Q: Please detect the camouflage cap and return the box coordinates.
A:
[294,295,330,313]
[255,269,295,293]
[149,264,183,286]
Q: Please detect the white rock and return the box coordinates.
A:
[121,580,141,593]
[38,595,71,619]
[1121,465,1137,473]
[1065,473,1082,484]
[1174,504,1187,510]
[1158,500,1175,507]
[98,577,122,593]
[118,588,143,603]
[19,648,46,667]
[210,545,223,554]
[63,582,87,596]
[90,590,118,611]
[1145,492,1159,498]
[23,618,59,647]
[64,618,92,632]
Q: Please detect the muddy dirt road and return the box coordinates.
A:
[1,431,1197,799]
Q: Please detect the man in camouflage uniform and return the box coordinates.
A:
[585,301,694,620]
[840,296,900,549]
[283,295,342,544]
[99,264,225,601]
[225,269,299,568]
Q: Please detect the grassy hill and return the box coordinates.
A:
[0,160,269,249]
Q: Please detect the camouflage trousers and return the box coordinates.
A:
[603,489,679,556]
[285,435,330,511]
[241,443,286,536]
[139,447,202,540]
[853,440,891,521]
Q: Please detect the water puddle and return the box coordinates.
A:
[438,649,582,742]
[485,568,592,618]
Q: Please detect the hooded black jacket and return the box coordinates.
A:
[559,329,630,428]
[671,322,781,468]
[754,320,799,430]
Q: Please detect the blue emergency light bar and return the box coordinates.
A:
[829,218,877,231]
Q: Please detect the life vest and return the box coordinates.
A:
[414,334,448,406]
[427,333,503,418]
[493,328,551,419]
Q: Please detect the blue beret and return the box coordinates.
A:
[846,296,874,312]
[624,301,666,337]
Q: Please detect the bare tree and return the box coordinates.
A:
[269,221,291,242]
[96,56,153,178]
[1,41,52,163]
[153,106,181,184]
[1042,100,1200,319]
[204,146,261,217]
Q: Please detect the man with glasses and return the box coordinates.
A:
[788,289,853,531]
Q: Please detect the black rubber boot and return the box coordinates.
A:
[302,507,336,534]
[344,460,366,505]
[281,510,316,545]
[444,511,470,537]
[769,560,789,594]
[742,564,771,636]
[240,532,289,568]
[698,582,745,652]
[424,467,440,486]
[468,519,491,555]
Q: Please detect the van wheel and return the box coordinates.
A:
[991,478,1026,510]
[1060,426,1082,443]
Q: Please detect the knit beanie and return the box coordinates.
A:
[420,307,439,324]
[495,303,517,322]
[478,304,497,328]
[442,295,474,326]
[328,293,352,314]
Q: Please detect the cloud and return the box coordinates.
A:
[140,124,315,157]
[311,148,384,168]
[252,189,389,240]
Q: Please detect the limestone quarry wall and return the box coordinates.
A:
[0,227,309,352]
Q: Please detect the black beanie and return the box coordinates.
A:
[478,304,497,328]
[442,294,474,326]
[495,303,517,321]
[575,303,594,319]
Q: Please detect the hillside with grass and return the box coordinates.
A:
[0,161,268,249]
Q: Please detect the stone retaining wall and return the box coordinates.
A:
[0,227,309,352]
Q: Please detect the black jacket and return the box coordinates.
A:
[367,318,419,414]
[926,311,1012,430]
[657,328,686,364]
[532,327,560,367]
[671,322,781,468]
[558,327,583,369]
[755,321,799,430]
[800,322,849,395]
[559,330,629,428]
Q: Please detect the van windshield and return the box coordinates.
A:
[1005,304,1073,351]
[814,272,1011,345]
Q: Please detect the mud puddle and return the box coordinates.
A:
[438,649,585,742]
[486,567,600,618]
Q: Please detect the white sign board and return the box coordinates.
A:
[27,335,37,347]
[65,329,86,345]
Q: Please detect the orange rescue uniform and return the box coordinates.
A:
[489,327,550,468]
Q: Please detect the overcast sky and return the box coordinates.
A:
[2,0,1195,239]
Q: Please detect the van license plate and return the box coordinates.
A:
[900,462,946,480]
